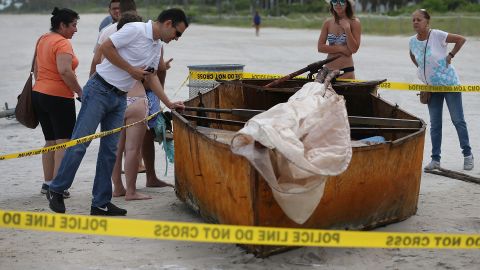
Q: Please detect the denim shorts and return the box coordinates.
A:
[145,89,160,129]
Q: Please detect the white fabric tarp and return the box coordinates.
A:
[231,82,352,224]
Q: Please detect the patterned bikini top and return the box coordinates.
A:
[327,33,347,45]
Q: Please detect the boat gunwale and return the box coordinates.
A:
[173,79,427,149]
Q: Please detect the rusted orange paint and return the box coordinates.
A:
[173,79,426,257]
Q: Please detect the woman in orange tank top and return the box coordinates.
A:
[32,7,82,198]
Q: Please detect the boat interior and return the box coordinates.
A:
[177,79,426,146]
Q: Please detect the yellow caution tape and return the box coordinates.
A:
[1,210,479,249]
[189,71,243,80]
[188,71,480,92]
[0,111,160,161]
[243,72,306,80]
[173,74,190,97]
[337,79,480,93]
[189,71,306,80]
[2,72,478,161]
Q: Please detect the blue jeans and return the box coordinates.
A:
[427,92,471,162]
[49,76,127,207]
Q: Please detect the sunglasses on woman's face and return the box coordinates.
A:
[331,0,346,6]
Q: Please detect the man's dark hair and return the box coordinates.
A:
[157,8,189,27]
[117,11,142,30]
[109,0,120,8]
[120,0,136,13]
[50,7,79,31]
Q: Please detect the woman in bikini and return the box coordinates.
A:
[318,0,361,79]
[112,80,152,200]
[109,13,153,200]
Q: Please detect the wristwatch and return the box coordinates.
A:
[448,52,455,58]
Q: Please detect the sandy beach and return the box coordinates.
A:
[0,14,479,269]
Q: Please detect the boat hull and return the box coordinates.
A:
[173,79,426,257]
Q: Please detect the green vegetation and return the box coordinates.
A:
[192,13,480,36]
[1,0,479,36]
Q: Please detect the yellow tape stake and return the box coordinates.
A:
[0,111,161,161]
[1,210,479,249]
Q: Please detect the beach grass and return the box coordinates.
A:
[190,13,480,36]
[3,5,479,37]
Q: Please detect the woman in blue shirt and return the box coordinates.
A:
[409,9,473,171]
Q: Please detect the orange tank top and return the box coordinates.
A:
[33,33,79,98]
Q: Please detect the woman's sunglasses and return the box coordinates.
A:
[331,0,346,6]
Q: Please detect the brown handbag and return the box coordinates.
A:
[15,37,41,129]
[419,30,432,104]
[419,91,431,104]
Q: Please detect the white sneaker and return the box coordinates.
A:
[424,160,440,171]
[464,155,474,171]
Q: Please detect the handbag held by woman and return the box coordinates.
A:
[419,91,431,104]
[418,30,432,105]
[15,38,41,129]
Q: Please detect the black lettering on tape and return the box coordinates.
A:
[234,229,253,241]
[381,82,391,88]
[203,227,230,240]
[467,85,480,92]
[434,236,462,247]
[292,231,340,244]
[386,236,430,247]
[59,216,107,231]
[25,213,56,228]
[154,224,198,239]
[258,229,288,243]
[465,237,480,247]
[2,212,21,225]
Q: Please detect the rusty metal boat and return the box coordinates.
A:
[172,78,426,257]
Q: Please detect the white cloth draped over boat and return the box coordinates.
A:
[231,82,352,224]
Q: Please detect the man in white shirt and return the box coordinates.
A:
[91,1,172,189]
[47,8,188,216]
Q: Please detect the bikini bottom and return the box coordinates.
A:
[126,96,149,129]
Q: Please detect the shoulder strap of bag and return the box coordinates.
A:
[30,35,44,74]
[423,29,432,85]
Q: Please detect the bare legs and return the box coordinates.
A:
[121,148,145,173]
[42,139,69,181]
[112,98,151,200]
[124,113,149,200]
[143,130,173,188]
[137,152,146,173]
[112,130,126,196]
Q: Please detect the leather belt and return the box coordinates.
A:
[94,73,127,96]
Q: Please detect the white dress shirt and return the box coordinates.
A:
[96,20,163,91]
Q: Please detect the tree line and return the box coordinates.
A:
[2,0,480,14]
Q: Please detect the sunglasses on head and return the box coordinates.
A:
[331,0,346,6]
